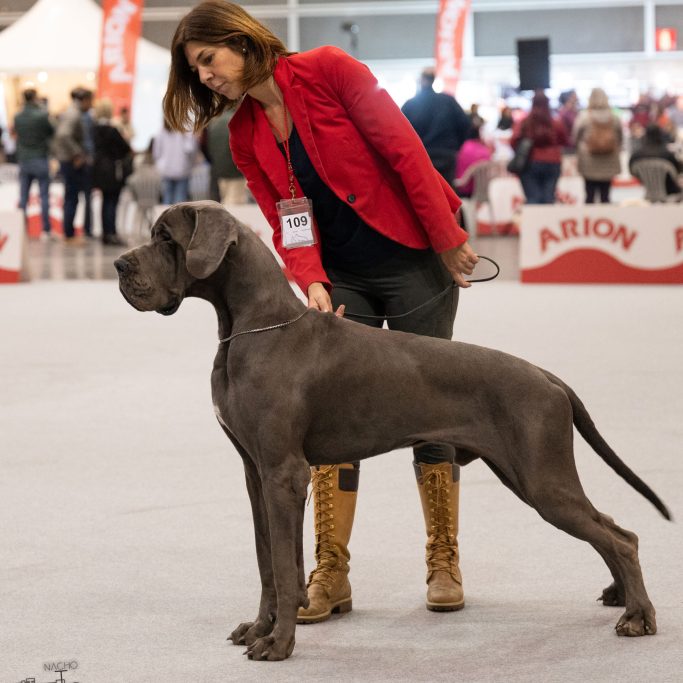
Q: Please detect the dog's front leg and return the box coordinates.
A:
[227,451,278,647]
[245,454,310,662]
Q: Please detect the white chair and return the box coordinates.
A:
[0,163,19,184]
[630,159,682,203]
[454,160,507,232]
[125,166,163,236]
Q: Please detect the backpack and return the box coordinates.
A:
[585,119,618,155]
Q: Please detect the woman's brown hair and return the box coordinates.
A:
[163,0,292,132]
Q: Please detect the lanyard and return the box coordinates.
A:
[272,108,296,200]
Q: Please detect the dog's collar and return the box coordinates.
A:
[219,309,310,344]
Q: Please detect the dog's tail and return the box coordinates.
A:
[542,370,672,521]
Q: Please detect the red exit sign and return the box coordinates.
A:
[656,27,677,51]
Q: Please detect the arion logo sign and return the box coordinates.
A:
[435,0,471,94]
[539,216,638,253]
[97,0,143,113]
[520,205,683,283]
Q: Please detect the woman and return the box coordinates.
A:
[164,0,478,623]
[92,99,131,246]
[454,124,493,197]
[573,88,622,204]
[511,91,569,204]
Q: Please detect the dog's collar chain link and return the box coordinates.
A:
[219,309,310,344]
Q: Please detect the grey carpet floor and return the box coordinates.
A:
[1,280,682,682]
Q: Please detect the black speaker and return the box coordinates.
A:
[517,38,550,90]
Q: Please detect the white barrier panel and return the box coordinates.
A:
[0,182,99,238]
[520,204,683,283]
[0,210,25,283]
[478,175,584,236]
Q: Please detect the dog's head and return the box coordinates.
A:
[115,201,238,315]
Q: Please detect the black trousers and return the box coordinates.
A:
[585,179,611,204]
[326,247,459,467]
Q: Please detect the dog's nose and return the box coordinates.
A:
[114,258,130,275]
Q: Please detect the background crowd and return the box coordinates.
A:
[402,70,683,210]
[3,85,246,247]
[2,77,683,247]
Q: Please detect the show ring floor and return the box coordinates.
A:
[1,279,682,682]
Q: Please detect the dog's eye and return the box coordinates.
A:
[157,229,172,242]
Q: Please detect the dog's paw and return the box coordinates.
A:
[598,582,625,607]
[228,618,274,646]
[615,608,657,637]
[245,634,295,661]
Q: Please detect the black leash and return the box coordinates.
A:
[219,256,500,341]
[338,255,500,321]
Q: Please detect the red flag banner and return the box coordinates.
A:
[435,0,471,95]
[97,0,144,114]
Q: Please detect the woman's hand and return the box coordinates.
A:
[439,242,479,288]
[307,282,345,316]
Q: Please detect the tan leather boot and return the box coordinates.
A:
[297,463,358,624]
[414,461,465,612]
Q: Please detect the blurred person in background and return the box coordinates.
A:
[401,68,471,184]
[113,105,136,180]
[153,119,198,204]
[496,105,514,131]
[200,109,246,204]
[468,103,484,129]
[54,87,94,245]
[511,91,569,204]
[454,124,492,197]
[558,91,579,132]
[572,88,622,204]
[558,90,579,152]
[13,88,55,239]
[92,99,132,246]
[668,95,683,141]
[113,106,135,144]
[629,123,683,197]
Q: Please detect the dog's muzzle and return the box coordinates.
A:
[115,256,181,316]
[156,298,181,316]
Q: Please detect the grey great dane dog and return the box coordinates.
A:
[115,201,670,661]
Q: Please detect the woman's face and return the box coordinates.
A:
[184,41,246,100]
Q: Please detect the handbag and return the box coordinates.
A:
[507,137,533,175]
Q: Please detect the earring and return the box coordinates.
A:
[242,47,247,54]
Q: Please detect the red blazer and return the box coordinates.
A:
[229,46,467,293]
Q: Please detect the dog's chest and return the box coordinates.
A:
[214,403,230,430]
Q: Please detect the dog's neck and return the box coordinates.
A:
[189,229,305,340]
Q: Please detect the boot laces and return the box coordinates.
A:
[424,469,459,577]
[307,465,339,589]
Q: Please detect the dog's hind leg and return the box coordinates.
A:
[227,447,278,647]
[525,477,656,637]
[245,452,311,661]
[595,514,639,607]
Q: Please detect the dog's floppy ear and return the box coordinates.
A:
[184,203,239,279]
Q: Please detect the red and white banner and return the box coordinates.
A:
[98,0,144,115]
[0,211,25,284]
[520,205,683,283]
[435,0,471,94]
